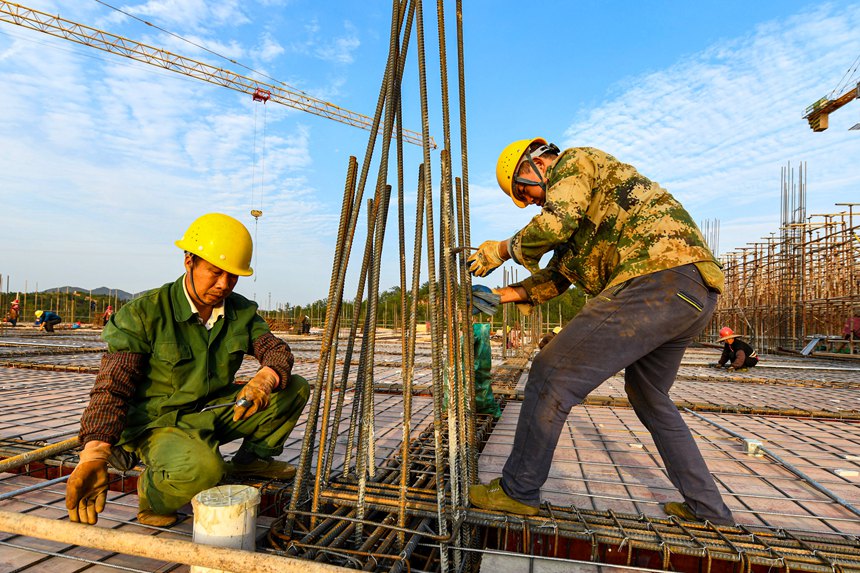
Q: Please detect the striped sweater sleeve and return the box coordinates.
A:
[252,332,294,390]
[79,352,146,444]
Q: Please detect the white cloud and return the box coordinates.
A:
[289,18,360,65]
[125,0,250,31]
[314,22,360,65]
[258,33,285,62]
[558,3,860,255]
[0,14,340,301]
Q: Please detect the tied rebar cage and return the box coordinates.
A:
[274,0,487,569]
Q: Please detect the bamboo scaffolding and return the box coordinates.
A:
[713,163,859,352]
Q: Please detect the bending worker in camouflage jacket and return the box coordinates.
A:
[467,139,734,525]
[65,213,310,528]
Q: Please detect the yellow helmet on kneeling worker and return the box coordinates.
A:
[175,213,254,276]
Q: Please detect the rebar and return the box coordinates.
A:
[310,155,358,523]
[400,162,426,545]
[0,436,79,473]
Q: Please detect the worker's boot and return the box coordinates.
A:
[136,470,178,527]
[662,501,698,521]
[469,478,539,516]
[663,501,734,526]
[227,448,296,480]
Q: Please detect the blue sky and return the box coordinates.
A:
[1,1,859,307]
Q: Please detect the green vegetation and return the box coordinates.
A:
[276,282,588,331]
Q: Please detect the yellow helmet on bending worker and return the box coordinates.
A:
[495,137,559,208]
[175,213,254,276]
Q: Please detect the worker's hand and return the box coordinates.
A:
[65,441,111,525]
[515,302,534,316]
[233,367,280,422]
[471,285,501,315]
[467,241,504,277]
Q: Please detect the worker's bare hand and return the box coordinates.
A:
[233,368,280,421]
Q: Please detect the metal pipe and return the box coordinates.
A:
[0,436,79,473]
[0,474,69,501]
[0,509,354,573]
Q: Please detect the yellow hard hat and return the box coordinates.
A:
[35,310,43,318]
[496,137,547,208]
[175,213,254,276]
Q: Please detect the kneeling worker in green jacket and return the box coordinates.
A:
[65,213,310,527]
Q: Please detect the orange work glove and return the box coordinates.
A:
[467,240,505,277]
[65,441,111,525]
[233,367,280,422]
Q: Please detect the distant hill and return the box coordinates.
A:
[42,286,136,301]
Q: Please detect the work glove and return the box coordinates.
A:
[467,240,504,277]
[471,285,501,315]
[65,442,111,525]
[515,302,534,316]
[233,368,280,422]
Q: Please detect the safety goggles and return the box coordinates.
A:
[512,144,557,199]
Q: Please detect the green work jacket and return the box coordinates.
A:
[102,275,270,443]
[510,147,722,303]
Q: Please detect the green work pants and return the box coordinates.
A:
[472,323,501,417]
[444,323,501,418]
[131,374,309,514]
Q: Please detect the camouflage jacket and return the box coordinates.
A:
[509,147,721,304]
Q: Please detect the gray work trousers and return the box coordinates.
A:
[502,263,733,524]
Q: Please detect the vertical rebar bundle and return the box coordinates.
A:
[279,1,482,570]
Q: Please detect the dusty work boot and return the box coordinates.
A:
[227,449,296,480]
[469,478,539,516]
[136,470,178,527]
[663,501,698,521]
[664,501,735,526]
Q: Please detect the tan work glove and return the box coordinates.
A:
[233,367,280,421]
[467,240,504,277]
[515,301,534,316]
[65,441,111,525]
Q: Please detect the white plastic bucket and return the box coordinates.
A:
[191,484,261,573]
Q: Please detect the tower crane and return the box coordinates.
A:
[803,54,860,132]
[0,1,433,147]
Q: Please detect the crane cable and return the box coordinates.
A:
[95,0,276,280]
[250,95,269,282]
[92,0,312,98]
[830,53,860,100]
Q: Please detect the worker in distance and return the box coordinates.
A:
[466,139,734,525]
[65,213,309,527]
[712,326,758,370]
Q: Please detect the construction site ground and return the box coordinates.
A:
[1,326,859,572]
